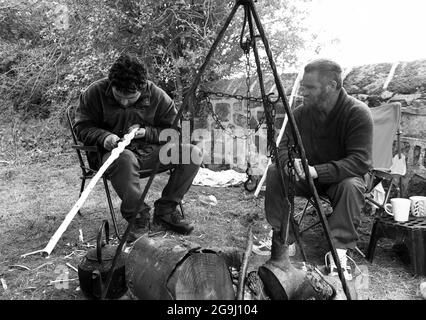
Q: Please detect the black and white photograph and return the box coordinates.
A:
[0,0,425,309]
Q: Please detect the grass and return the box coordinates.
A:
[0,151,425,300]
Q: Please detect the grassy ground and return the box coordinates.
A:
[0,152,425,300]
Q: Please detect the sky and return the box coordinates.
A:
[300,0,426,69]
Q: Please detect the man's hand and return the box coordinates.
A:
[293,158,318,181]
[128,124,146,139]
[103,134,120,151]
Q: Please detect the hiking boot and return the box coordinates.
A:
[325,249,353,281]
[127,207,151,243]
[153,208,194,235]
[267,230,293,270]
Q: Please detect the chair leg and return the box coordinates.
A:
[366,219,381,263]
[103,177,121,241]
[294,199,311,225]
[179,201,185,219]
[78,178,86,216]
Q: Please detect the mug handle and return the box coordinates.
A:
[384,203,394,216]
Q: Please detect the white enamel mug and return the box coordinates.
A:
[384,198,411,222]
[409,196,426,217]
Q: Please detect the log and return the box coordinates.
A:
[125,235,235,300]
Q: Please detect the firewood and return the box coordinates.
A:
[126,235,235,300]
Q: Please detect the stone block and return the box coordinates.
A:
[390,93,422,104]
[344,63,392,94]
[233,113,247,127]
[381,90,394,100]
[233,101,242,112]
[400,114,426,139]
[407,174,426,197]
[388,60,426,94]
[214,103,230,122]
[412,99,426,110]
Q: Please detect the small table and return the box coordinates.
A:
[367,214,426,276]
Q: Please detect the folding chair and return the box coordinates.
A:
[364,102,405,209]
[294,102,406,246]
[65,105,185,240]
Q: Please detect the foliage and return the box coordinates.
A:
[0,0,316,163]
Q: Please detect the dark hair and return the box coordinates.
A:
[108,54,148,93]
[304,59,343,90]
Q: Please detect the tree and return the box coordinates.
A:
[1,0,314,118]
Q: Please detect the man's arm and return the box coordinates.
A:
[314,106,373,184]
[74,87,112,148]
[143,85,178,144]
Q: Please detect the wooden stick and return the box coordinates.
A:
[48,278,79,285]
[237,226,253,300]
[21,128,138,258]
[1,278,8,291]
[66,263,78,273]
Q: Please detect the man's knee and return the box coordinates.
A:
[266,164,289,188]
[106,149,139,176]
[266,164,280,181]
[336,177,366,194]
[114,149,138,167]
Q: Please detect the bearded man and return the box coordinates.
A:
[264,59,373,280]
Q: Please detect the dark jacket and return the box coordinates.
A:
[278,88,373,184]
[74,77,177,168]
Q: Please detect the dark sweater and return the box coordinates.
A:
[278,88,373,184]
[74,77,177,148]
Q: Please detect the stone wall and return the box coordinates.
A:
[194,60,426,196]
[344,60,426,196]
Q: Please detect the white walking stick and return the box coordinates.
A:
[21,128,138,258]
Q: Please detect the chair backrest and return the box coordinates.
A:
[370,102,401,170]
[66,105,91,172]
[66,105,79,145]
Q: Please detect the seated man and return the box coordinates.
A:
[74,54,202,241]
[265,59,373,280]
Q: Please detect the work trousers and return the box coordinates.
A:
[103,143,202,220]
[265,164,366,249]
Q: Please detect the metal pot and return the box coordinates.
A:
[78,220,127,299]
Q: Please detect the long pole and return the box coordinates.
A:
[21,128,138,258]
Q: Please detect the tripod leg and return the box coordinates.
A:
[247,0,352,300]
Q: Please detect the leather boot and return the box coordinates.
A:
[267,230,293,270]
[127,204,151,243]
[259,230,311,299]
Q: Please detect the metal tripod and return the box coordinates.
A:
[103,0,352,300]
[175,0,352,299]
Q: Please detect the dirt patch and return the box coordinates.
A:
[0,155,425,300]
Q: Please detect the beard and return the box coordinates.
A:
[303,86,329,109]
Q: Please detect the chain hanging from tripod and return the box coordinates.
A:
[241,0,277,163]
[200,91,265,140]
